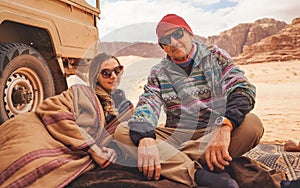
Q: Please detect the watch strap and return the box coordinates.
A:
[223,118,233,131]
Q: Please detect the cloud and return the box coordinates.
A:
[99,0,300,42]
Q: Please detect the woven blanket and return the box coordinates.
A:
[244,144,300,181]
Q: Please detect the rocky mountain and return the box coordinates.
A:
[99,41,131,55]
[234,17,300,64]
[100,17,299,64]
[114,42,164,58]
[99,42,164,58]
[199,18,287,57]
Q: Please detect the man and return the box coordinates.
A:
[115,14,264,188]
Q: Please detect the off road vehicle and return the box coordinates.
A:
[0,0,101,123]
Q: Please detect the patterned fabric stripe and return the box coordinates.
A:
[167,98,208,110]
[7,155,82,188]
[160,83,174,89]
[166,96,219,111]
[225,76,248,91]
[85,85,102,128]
[163,88,175,94]
[134,109,158,121]
[0,147,71,185]
[193,75,207,83]
[76,140,95,151]
[282,153,298,180]
[147,84,160,92]
[221,64,235,76]
[42,112,75,126]
[57,160,93,188]
[211,44,231,59]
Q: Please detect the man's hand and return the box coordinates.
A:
[90,146,117,169]
[138,137,161,180]
[205,126,232,171]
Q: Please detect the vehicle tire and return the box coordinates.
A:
[0,43,55,124]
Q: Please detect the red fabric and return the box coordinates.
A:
[156,14,193,40]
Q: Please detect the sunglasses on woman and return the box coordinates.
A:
[100,65,124,78]
[159,28,184,46]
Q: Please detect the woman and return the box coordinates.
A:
[89,54,134,136]
[0,53,133,187]
[88,53,134,162]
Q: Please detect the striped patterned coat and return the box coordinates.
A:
[129,42,256,130]
[0,85,109,187]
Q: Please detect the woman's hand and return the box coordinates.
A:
[89,146,117,169]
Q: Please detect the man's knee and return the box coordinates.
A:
[114,122,130,142]
[241,113,264,140]
[229,113,264,157]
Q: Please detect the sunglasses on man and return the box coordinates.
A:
[100,65,124,78]
[159,28,184,46]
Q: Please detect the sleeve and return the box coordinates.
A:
[112,89,134,122]
[225,94,253,129]
[223,65,256,128]
[117,100,134,121]
[210,45,256,128]
[104,100,135,136]
[128,68,163,146]
[35,86,102,153]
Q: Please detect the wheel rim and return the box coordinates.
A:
[3,67,44,118]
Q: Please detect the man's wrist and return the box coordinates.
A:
[139,137,156,147]
[129,129,156,146]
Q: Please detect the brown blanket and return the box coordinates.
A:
[69,155,286,188]
[68,164,189,188]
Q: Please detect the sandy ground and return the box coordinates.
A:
[118,56,300,144]
[241,60,300,143]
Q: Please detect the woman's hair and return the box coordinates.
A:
[88,53,121,89]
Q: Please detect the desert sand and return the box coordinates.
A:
[118,56,300,144]
[241,60,300,143]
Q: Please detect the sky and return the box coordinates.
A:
[91,0,300,42]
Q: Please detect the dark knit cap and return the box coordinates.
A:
[156,14,193,40]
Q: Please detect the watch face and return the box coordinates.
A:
[215,116,225,126]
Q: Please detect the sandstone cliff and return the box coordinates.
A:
[99,42,165,58]
[234,17,300,64]
[196,18,286,57]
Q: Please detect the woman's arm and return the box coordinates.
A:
[36,85,116,166]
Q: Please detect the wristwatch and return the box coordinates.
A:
[214,116,226,127]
